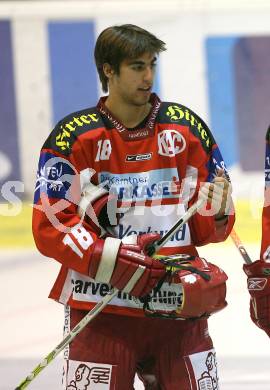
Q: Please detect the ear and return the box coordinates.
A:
[103,63,115,80]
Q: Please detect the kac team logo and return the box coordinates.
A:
[158,129,186,157]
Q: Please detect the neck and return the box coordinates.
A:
[105,94,151,128]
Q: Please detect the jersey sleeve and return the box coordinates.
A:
[186,112,235,246]
[32,120,99,276]
[260,127,270,260]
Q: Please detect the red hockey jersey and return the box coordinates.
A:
[261,128,270,261]
[32,94,235,317]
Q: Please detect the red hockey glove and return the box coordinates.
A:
[175,256,228,318]
[143,255,227,319]
[89,233,166,297]
[78,182,117,235]
[243,260,270,337]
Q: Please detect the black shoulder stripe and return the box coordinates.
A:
[43,107,103,155]
[158,102,215,153]
[266,126,270,142]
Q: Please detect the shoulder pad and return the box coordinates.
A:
[158,102,215,153]
[43,107,102,155]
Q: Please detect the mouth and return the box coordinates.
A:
[138,86,152,93]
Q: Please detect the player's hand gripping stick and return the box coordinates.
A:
[231,229,270,337]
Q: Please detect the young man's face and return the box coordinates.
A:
[108,52,157,106]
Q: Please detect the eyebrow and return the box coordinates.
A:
[128,56,157,66]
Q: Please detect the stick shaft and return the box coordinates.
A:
[148,198,205,255]
[230,228,253,264]
[15,289,118,389]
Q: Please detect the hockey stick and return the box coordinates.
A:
[15,197,205,389]
[147,197,205,256]
[15,288,118,390]
[230,228,253,264]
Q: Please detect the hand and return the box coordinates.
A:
[89,233,166,297]
[243,260,270,337]
[145,255,228,319]
[78,182,118,235]
[199,169,232,221]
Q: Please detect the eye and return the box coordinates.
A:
[132,65,144,71]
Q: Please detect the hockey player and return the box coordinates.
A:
[243,128,270,337]
[32,24,234,389]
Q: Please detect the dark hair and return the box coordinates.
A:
[94,24,166,92]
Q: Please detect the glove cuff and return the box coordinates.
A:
[91,237,121,283]
[243,259,270,277]
[78,182,108,218]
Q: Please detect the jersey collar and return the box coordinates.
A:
[96,93,161,141]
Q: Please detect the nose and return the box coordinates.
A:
[143,65,154,83]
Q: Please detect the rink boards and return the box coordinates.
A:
[0,199,262,249]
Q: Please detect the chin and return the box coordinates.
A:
[133,96,150,106]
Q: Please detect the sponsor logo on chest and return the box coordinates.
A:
[125,153,152,162]
[99,168,181,201]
